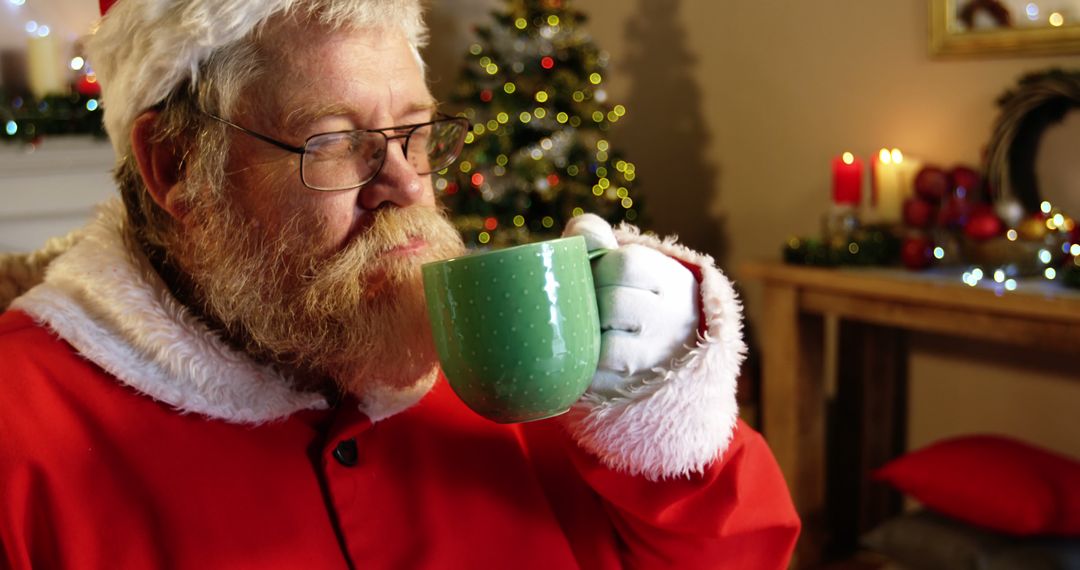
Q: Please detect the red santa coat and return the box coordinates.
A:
[0,201,799,568]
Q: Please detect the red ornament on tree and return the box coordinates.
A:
[76,74,102,97]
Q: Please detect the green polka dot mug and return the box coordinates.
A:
[422,236,605,423]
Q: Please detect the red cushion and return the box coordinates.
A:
[874,435,1080,536]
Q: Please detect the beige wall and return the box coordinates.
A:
[427,1,1080,458]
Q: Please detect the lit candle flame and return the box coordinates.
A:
[842,152,855,165]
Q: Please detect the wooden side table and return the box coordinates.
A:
[740,261,1080,567]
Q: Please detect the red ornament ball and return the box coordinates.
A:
[950,165,981,196]
[964,210,1004,241]
[914,166,950,202]
[540,56,555,70]
[903,197,936,228]
[937,196,972,229]
[901,235,934,270]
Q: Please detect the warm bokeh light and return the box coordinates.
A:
[878,148,892,164]
[842,152,855,165]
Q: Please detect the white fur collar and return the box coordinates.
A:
[11,199,329,424]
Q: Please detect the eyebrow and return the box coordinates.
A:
[280,99,439,136]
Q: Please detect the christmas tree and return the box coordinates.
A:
[437,0,642,247]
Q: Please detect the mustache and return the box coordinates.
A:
[308,204,457,274]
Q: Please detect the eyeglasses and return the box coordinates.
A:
[204,111,470,192]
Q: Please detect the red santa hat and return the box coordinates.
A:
[86,0,426,159]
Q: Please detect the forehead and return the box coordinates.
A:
[253,23,432,126]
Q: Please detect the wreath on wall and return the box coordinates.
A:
[983,69,1080,288]
[985,69,1080,214]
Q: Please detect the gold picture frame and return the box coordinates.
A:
[930,0,1080,57]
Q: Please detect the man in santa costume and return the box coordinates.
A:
[0,0,799,567]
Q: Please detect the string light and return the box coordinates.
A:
[542,216,554,229]
[478,232,491,244]
[514,18,527,29]
[513,215,525,227]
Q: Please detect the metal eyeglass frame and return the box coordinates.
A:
[203,111,470,191]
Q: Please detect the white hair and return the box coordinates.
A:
[86,0,428,159]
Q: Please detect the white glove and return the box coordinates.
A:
[563,214,701,398]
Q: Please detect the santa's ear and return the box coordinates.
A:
[130,110,190,220]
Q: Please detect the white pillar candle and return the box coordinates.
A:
[28,34,66,99]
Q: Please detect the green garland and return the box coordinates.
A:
[782,227,900,267]
[1,91,105,143]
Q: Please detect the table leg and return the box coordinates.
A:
[830,321,908,556]
[761,283,826,567]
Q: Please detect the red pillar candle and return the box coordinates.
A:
[832,152,863,206]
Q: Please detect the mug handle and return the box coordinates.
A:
[587,248,612,261]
